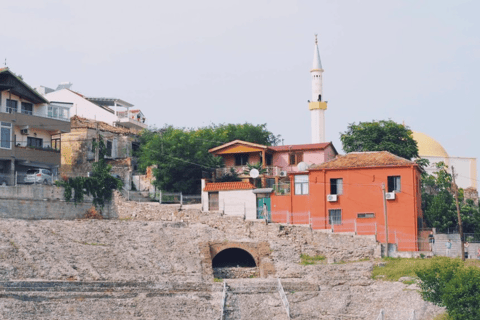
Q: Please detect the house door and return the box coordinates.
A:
[257,197,271,220]
[209,192,219,211]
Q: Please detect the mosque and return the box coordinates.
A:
[308,37,477,191]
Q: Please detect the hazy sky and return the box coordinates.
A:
[2,0,479,181]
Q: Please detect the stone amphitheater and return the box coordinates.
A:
[0,193,444,319]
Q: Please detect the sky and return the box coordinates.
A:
[2,0,479,181]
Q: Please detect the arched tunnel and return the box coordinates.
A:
[212,248,257,268]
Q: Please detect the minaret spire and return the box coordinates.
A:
[312,34,322,70]
[309,34,327,143]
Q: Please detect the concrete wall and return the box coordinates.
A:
[0,185,115,219]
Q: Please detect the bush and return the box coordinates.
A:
[416,258,480,320]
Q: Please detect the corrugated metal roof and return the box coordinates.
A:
[310,151,415,170]
[204,181,255,192]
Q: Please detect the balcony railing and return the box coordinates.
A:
[216,166,283,177]
[15,141,60,153]
[1,106,70,122]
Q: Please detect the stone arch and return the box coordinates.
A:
[212,248,257,268]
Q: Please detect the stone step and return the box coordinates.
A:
[0,281,219,293]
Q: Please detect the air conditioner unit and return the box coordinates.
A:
[20,129,29,135]
[385,192,396,200]
[279,171,288,177]
[327,194,338,202]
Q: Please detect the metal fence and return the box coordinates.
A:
[270,211,430,252]
[147,191,201,205]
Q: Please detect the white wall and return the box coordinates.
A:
[422,156,477,189]
[219,189,257,220]
[45,89,118,125]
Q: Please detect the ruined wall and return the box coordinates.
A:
[113,192,381,263]
[60,128,137,178]
[0,185,115,219]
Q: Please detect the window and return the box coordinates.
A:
[48,105,70,120]
[21,102,33,115]
[329,209,342,225]
[266,178,275,188]
[235,153,249,166]
[330,178,343,195]
[289,152,303,165]
[357,213,375,218]
[0,122,12,149]
[6,99,17,113]
[91,138,96,152]
[106,140,113,157]
[27,137,43,148]
[265,154,273,166]
[294,175,309,195]
[388,176,401,193]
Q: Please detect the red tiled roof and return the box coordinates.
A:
[204,182,255,192]
[269,142,332,152]
[310,151,415,170]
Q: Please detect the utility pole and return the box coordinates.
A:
[94,119,99,162]
[451,166,465,261]
[382,183,389,257]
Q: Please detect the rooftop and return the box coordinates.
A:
[310,151,415,170]
[70,116,139,135]
[203,181,255,192]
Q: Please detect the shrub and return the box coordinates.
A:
[416,258,480,320]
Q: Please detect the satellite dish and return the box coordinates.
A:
[297,162,308,172]
[250,169,259,179]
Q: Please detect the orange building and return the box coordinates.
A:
[271,151,423,251]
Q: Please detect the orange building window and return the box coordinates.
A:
[330,178,343,195]
[388,176,401,193]
[329,209,342,225]
[357,213,375,218]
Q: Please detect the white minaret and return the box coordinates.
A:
[309,34,327,143]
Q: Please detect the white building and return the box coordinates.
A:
[39,84,147,131]
[412,131,477,190]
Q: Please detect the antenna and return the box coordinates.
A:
[4,58,6,67]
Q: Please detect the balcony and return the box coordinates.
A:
[115,112,148,130]
[0,106,71,133]
[0,144,61,167]
[216,166,283,178]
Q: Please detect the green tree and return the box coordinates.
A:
[57,136,123,209]
[340,120,419,159]
[416,258,480,320]
[137,123,280,194]
[422,162,480,234]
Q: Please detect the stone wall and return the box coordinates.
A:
[213,267,259,279]
[0,185,115,219]
[113,192,381,263]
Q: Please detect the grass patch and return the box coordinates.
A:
[213,278,223,283]
[372,256,477,282]
[300,254,326,266]
[432,312,450,320]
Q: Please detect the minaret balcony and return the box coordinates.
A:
[308,101,328,110]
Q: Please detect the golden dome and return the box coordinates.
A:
[412,131,449,158]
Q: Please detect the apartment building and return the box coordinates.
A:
[0,68,71,185]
